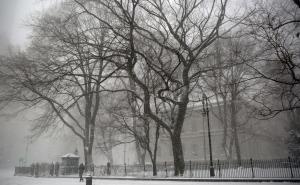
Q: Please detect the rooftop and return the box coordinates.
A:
[61,153,80,158]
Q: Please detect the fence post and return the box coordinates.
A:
[143,163,146,177]
[288,156,294,178]
[189,160,192,177]
[164,161,168,177]
[217,160,221,178]
[250,158,254,178]
[124,163,127,176]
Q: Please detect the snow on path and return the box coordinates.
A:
[0,170,295,185]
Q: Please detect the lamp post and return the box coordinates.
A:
[202,93,215,177]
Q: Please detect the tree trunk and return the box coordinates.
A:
[108,145,114,164]
[135,138,145,165]
[231,112,241,165]
[231,92,241,165]
[222,100,230,159]
[229,136,234,160]
[87,149,93,171]
[152,124,160,176]
[83,141,88,166]
[83,140,94,172]
[233,124,241,165]
[129,78,146,165]
[152,158,157,176]
[88,126,95,171]
[171,134,185,176]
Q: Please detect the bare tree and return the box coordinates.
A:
[104,69,162,175]
[245,0,300,117]
[199,36,257,164]
[0,2,117,170]
[74,0,231,175]
[95,107,121,165]
[127,79,147,166]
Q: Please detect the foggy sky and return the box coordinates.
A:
[0,0,17,53]
[0,0,57,49]
[0,0,80,169]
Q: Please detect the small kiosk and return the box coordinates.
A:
[61,153,80,175]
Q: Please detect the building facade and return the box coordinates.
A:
[156,106,289,163]
[95,103,289,165]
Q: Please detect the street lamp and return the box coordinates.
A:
[202,93,215,177]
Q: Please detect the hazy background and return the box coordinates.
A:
[0,0,81,169]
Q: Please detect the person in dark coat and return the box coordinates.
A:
[30,163,35,176]
[54,162,60,177]
[79,163,85,182]
[107,162,111,176]
[34,163,39,177]
[49,162,54,176]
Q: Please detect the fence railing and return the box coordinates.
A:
[14,158,300,179]
[14,163,78,177]
[94,158,300,178]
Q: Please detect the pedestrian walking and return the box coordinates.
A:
[54,162,60,177]
[49,162,54,176]
[79,163,85,182]
[107,162,111,176]
[34,163,39,177]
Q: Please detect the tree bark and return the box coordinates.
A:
[230,90,241,165]
[83,140,93,171]
[83,141,88,166]
[151,156,157,176]
[171,133,185,176]
[222,100,230,159]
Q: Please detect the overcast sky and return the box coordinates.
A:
[0,0,79,169]
[0,0,57,49]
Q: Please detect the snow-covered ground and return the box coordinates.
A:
[0,169,295,185]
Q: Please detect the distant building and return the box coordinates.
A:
[156,105,289,162]
[60,153,80,174]
[95,103,289,165]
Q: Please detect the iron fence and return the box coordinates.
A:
[14,158,300,179]
[14,163,78,177]
[93,158,300,178]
